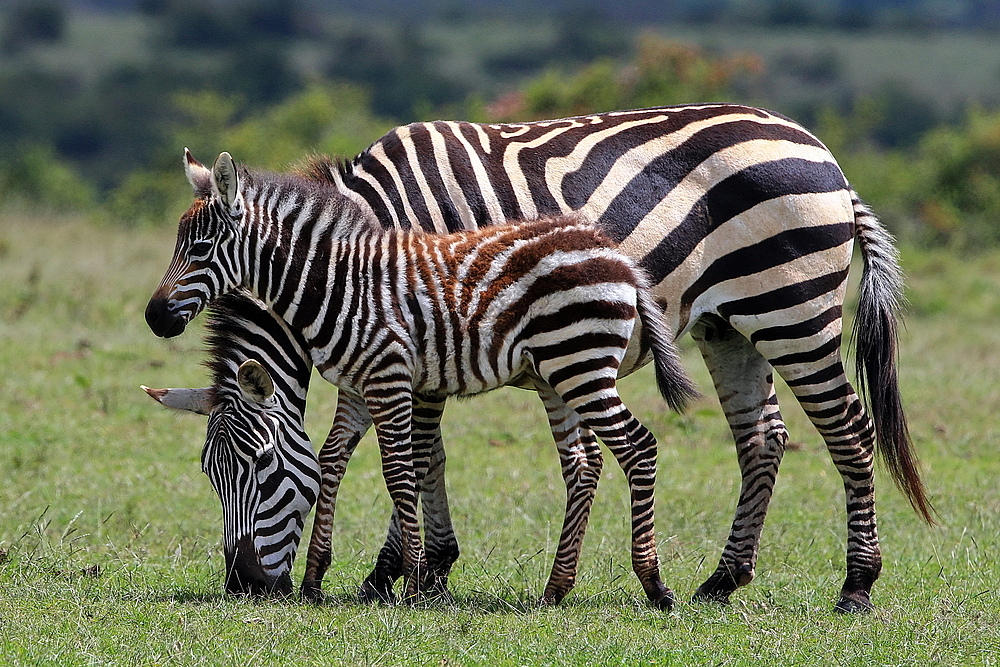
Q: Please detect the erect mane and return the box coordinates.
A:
[295,154,353,188]
[203,292,311,410]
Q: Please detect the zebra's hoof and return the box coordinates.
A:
[646,582,675,612]
[835,590,873,614]
[691,586,732,605]
[358,577,396,605]
[300,580,325,604]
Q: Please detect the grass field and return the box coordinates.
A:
[2,209,1000,665]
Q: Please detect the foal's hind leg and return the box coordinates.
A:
[538,372,671,610]
[690,318,790,604]
[533,382,604,606]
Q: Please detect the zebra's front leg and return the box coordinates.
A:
[689,320,788,604]
[533,382,603,606]
[301,391,372,603]
[367,390,432,602]
[359,395,459,603]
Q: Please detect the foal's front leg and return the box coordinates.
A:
[301,391,372,602]
[366,388,431,601]
[359,395,458,603]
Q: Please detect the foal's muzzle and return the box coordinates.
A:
[145,296,189,338]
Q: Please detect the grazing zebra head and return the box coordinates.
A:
[145,150,250,338]
[143,294,320,596]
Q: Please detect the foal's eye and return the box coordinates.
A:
[190,240,213,257]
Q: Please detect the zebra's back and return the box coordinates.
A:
[331,103,855,338]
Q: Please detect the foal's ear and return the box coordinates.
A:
[142,385,213,416]
[211,151,243,217]
[236,359,275,405]
[183,148,212,196]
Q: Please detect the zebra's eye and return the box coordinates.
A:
[256,448,275,468]
[190,240,213,258]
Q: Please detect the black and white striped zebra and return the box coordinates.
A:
[141,293,320,596]
[146,103,931,612]
[147,165,696,607]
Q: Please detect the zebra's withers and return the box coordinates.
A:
[148,157,695,606]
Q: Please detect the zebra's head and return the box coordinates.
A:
[143,358,320,597]
[146,149,246,339]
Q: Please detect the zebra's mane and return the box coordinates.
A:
[203,292,310,411]
[295,154,352,187]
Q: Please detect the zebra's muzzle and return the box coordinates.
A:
[224,536,293,598]
[145,296,188,338]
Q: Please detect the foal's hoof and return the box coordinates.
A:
[835,590,873,614]
[300,580,325,604]
[358,576,396,605]
[645,582,675,611]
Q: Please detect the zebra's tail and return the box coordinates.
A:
[635,286,698,414]
[850,190,935,524]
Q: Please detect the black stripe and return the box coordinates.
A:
[750,306,842,345]
[413,124,465,232]
[678,222,854,314]
[717,268,849,321]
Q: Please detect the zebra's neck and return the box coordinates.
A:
[233,173,400,384]
[236,173,378,327]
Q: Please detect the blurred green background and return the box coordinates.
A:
[2,0,1000,249]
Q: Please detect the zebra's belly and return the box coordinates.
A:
[412,354,534,399]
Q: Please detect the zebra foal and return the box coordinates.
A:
[146,152,696,607]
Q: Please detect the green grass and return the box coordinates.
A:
[2,210,1000,665]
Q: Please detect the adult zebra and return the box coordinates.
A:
[142,293,320,596]
[146,103,931,612]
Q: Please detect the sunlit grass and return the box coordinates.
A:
[2,212,1000,664]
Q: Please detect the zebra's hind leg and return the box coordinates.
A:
[532,382,604,606]
[540,377,671,610]
[754,327,882,613]
[775,354,881,613]
[301,392,372,603]
[359,396,460,603]
[689,318,788,605]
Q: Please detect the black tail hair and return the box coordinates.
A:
[851,192,934,524]
[635,287,698,413]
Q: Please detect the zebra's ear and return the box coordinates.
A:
[184,148,212,196]
[142,385,213,416]
[236,359,275,406]
[211,151,243,217]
